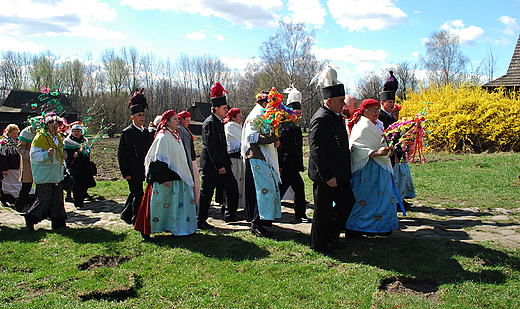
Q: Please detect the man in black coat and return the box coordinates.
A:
[379,71,398,166]
[278,99,310,223]
[118,90,152,224]
[197,95,240,229]
[308,83,356,255]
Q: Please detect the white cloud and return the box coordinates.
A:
[440,20,484,46]
[355,62,375,74]
[312,45,388,63]
[498,16,519,36]
[214,34,225,42]
[287,0,326,27]
[221,57,260,71]
[327,0,407,32]
[186,30,207,40]
[0,35,45,52]
[493,37,510,46]
[121,0,283,29]
[411,51,421,59]
[0,0,123,39]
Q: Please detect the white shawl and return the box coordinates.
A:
[225,121,242,154]
[241,104,281,183]
[349,116,393,174]
[145,129,194,187]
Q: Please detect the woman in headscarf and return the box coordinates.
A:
[241,92,281,237]
[25,113,68,231]
[346,99,405,236]
[134,110,197,239]
[177,111,200,213]
[0,124,22,206]
[63,121,96,209]
[15,120,39,211]
[224,107,245,210]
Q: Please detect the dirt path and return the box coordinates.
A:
[1,199,520,248]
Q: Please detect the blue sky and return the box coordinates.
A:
[2,0,520,92]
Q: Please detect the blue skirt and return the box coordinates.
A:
[346,159,402,234]
[149,180,197,235]
[393,162,416,200]
[249,158,282,221]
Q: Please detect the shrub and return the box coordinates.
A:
[400,84,520,152]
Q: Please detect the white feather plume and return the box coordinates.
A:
[284,85,302,104]
[310,64,340,88]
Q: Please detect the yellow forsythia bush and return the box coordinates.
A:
[400,84,520,152]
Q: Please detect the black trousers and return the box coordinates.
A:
[310,182,355,251]
[121,178,144,224]
[25,182,66,227]
[198,168,238,222]
[14,182,33,210]
[278,169,306,218]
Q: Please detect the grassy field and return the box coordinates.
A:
[2,137,520,308]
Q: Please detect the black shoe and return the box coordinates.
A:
[197,221,213,230]
[120,216,133,225]
[295,215,312,223]
[224,214,241,223]
[315,249,335,257]
[65,196,74,203]
[141,233,151,240]
[25,216,34,231]
[327,239,346,250]
[250,223,272,237]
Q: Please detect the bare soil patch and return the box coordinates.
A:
[379,276,440,301]
[78,255,130,271]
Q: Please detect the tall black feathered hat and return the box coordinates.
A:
[379,71,398,101]
[311,64,345,100]
[128,88,148,115]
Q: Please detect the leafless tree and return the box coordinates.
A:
[31,50,58,91]
[258,21,324,127]
[356,72,385,101]
[482,44,501,83]
[420,30,470,86]
[100,48,128,95]
[0,51,32,97]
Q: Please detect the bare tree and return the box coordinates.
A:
[100,48,128,95]
[389,61,419,100]
[258,21,324,127]
[58,58,86,100]
[121,46,142,93]
[356,72,385,101]
[31,50,58,90]
[0,51,32,97]
[482,44,500,83]
[420,30,470,86]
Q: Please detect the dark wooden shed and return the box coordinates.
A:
[0,90,79,131]
[187,102,211,135]
[483,34,520,91]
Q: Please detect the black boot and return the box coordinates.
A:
[51,217,68,230]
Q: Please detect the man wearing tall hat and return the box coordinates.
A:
[198,82,240,229]
[308,65,356,255]
[278,86,310,223]
[379,71,398,130]
[118,89,152,225]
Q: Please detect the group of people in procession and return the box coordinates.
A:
[2,65,416,256]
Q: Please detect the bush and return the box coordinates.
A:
[400,84,520,152]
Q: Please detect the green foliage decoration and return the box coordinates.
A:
[400,84,520,152]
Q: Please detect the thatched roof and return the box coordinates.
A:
[2,90,78,114]
[483,34,520,88]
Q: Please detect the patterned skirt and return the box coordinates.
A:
[346,159,402,234]
[393,162,416,200]
[249,158,281,221]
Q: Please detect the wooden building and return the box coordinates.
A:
[483,34,520,91]
[0,90,79,131]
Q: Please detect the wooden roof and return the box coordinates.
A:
[483,34,520,88]
[2,90,79,115]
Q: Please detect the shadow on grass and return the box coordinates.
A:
[148,232,271,261]
[0,225,125,244]
[333,235,520,291]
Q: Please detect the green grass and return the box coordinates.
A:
[410,152,520,209]
[1,226,520,308]
[3,152,520,307]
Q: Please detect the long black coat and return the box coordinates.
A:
[278,125,304,172]
[64,137,96,189]
[199,114,231,172]
[378,110,396,129]
[308,106,352,186]
[117,125,152,182]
